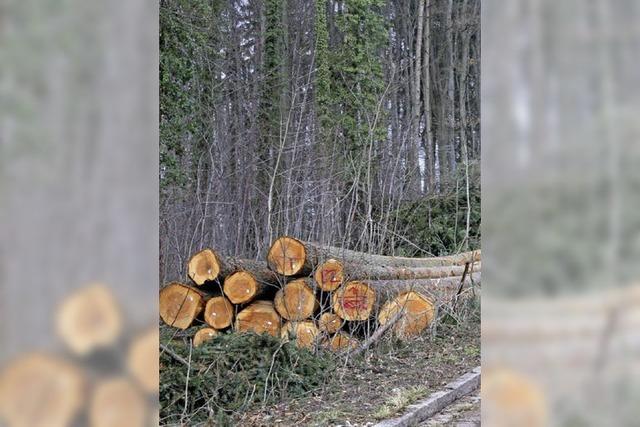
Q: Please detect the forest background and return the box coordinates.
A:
[160,0,481,282]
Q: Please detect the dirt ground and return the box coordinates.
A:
[236,309,480,427]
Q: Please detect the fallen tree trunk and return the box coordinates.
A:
[274,278,319,321]
[188,248,280,286]
[235,300,282,337]
[267,237,481,276]
[313,258,479,291]
[223,270,280,304]
[281,321,320,349]
[204,296,234,329]
[365,272,481,304]
[159,282,205,329]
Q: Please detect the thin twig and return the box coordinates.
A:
[348,309,405,359]
[161,343,191,367]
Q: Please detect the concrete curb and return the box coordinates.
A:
[373,366,481,427]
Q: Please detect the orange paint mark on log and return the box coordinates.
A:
[322,268,339,283]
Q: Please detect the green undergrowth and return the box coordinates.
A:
[160,330,335,425]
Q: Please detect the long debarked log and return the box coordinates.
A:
[313,258,480,289]
[365,272,481,303]
[267,236,481,276]
[159,282,205,329]
[188,248,282,286]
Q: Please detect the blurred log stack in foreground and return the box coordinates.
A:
[159,236,481,351]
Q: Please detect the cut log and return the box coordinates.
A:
[223,270,279,304]
[274,278,319,321]
[332,281,376,321]
[204,296,234,329]
[189,248,279,286]
[193,327,219,347]
[346,263,476,281]
[324,332,359,352]
[268,236,480,275]
[159,282,205,329]
[318,312,343,334]
[314,259,345,291]
[127,327,159,394]
[89,377,147,427]
[235,300,282,336]
[281,321,320,349]
[0,353,85,427]
[188,248,222,285]
[273,237,480,269]
[366,272,481,304]
[55,284,123,355]
[378,291,435,338]
[267,236,313,276]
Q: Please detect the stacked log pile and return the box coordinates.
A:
[159,236,481,352]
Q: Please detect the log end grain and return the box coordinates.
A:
[204,296,234,329]
[223,271,259,304]
[332,281,376,321]
[274,278,318,321]
[378,291,435,338]
[188,248,222,285]
[267,236,307,276]
[318,312,343,334]
[324,332,359,352]
[314,259,345,291]
[235,301,282,337]
[193,327,219,348]
[159,282,204,330]
[281,321,320,349]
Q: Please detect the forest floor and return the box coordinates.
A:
[236,303,480,427]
